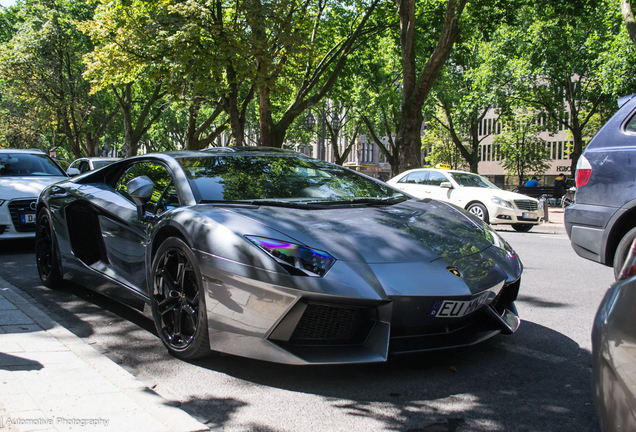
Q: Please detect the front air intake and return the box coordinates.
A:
[272,301,377,346]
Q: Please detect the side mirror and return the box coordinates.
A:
[127,175,154,220]
[67,167,81,177]
[440,182,452,189]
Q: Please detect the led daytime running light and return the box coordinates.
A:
[246,236,335,277]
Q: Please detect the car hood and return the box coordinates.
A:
[0,176,67,199]
[219,199,498,265]
[458,187,538,202]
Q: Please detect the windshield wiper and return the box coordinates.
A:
[318,196,408,206]
[199,196,408,208]
[199,199,325,209]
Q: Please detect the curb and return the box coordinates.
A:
[0,278,209,432]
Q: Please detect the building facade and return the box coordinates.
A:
[475,111,575,189]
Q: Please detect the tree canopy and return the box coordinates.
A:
[0,0,633,178]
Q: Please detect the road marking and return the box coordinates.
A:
[501,344,568,364]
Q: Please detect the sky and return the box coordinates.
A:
[0,0,14,6]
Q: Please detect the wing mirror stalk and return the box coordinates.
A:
[127,176,159,223]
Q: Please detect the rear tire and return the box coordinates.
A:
[150,237,210,360]
[35,208,63,288]
[511,224,533,232]
[613,227,636,280]
[467,202,489,223]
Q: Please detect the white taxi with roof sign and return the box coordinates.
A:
[387,168,541,232]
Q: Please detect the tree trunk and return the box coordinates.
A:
[393,0,466,174]
[622,0,636,47]
[113,83,166,157]
[259,85,272,147]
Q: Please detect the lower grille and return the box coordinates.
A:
[514,200,538,211]
[0,225,7,234]
[290,302,375,345]
[8,199,37,232]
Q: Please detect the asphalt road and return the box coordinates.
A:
[0,230,614,432]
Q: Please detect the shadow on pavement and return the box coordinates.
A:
[0,239,598,432]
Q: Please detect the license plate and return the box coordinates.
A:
[21,213,36,224]
[523,212,537,219]
[428,292,490,318]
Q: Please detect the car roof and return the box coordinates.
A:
[405,168,478,175]
[76,157,121,162]
[0,148,46,154]
[197,146,304,156]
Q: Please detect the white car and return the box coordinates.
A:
[0,149,69,240]
[67,157,121,176]
[387,168,541,232]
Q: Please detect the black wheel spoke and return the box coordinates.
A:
[158,298,180,316]
[172,305,183,337]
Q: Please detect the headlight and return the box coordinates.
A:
[0,200,5,207]
[491,196,514,209]
[483,227,515,256]
[246,236,336,277]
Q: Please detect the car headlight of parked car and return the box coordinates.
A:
[246,236,336,277]
[491,196,514,209]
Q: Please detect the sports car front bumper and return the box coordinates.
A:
[197,249,521,365]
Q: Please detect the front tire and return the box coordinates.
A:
[35,208,63,288]
[511,224,533,232]
[150,237,210,360]
[613,227,636,280]
[467,202,489,223]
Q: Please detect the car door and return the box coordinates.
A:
[425,171,455,203]
[99,161,178,294]
[393,171,429,198]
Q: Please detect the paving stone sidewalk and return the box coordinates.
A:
[0,277,208,432]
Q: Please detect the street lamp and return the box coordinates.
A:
[304,103,340,161]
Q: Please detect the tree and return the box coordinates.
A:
[621,0,636,46]
[393,0,467,174]
[108,82,169,157]
[0,0,117,158]
[421,111,469,170]
[496,0,636,176]
[493,108,551,185]
[254,0,382,148]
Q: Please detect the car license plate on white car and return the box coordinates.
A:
[523,212,537,219]
[428,292,490,318]
[21,213,36,224]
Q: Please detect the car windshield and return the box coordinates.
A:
[448,172,499,189]
[178,155,406,204]
[0,152,66,177]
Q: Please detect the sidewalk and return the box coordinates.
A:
[0,277,208,432]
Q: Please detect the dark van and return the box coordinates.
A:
[565,94,636,278]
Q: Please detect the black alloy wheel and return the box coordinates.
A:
[35,208,63,288]
[511,224,533,232]
[151,237,210,360]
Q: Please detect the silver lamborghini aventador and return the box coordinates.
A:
[35,147,523,364]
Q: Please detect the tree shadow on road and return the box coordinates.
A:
[185,321,597,432]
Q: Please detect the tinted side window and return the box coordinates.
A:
[626,111,636,133]
[115,162,176,213]
[399,171,428,184]
[426,171,449,186]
